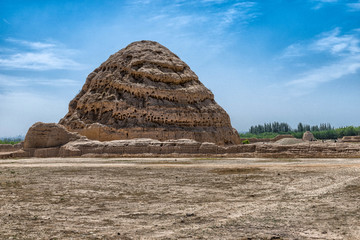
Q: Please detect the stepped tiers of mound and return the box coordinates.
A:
[60,41,240,145]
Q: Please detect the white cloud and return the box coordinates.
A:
[5,38,56,49]
[201,0,227,3]
[165,15,208,28]
[347,2,360,11]
[281,43,305,58]
[282,28,360,95]
[311,0,338,9]
[128,0,151,5]
[0,51,81,70]
[0,39,83,70]
[281,28,360,58]
[315,0,338,2]
[146,1,257,34]
[2,18,10,24]
[148,14,167,21]
[219,2,257,29]
[311,28,360,55]
[312,0,360,11]
[0,74,80,89]
[287,55,360,96]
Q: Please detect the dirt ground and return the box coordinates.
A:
[0,157,360,240]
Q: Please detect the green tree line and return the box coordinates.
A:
[0,136,23,145]
[242,122,360,139]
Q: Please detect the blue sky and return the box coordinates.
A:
[1,0,360,136]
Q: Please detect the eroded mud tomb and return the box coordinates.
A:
[60,40,240,145]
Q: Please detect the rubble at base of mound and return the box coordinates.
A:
[1,122,357,159]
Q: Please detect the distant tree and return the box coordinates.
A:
[297,123,304,132]
[250,126,255,134]
[344,126,356,136]
[319,123,332,131]
[311,125,319,132]
[246,122,359,140]
[264,123,272,132]
[272,122,279,133]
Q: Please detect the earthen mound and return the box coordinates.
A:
[24,122,82,148]
[275,138,303,145]
[60,40,240,145]
[303,131,316,141]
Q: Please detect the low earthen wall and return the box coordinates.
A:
[2,140,357,159]
[342,136,360,142]
[0,143,23,152]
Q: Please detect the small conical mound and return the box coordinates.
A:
[59,40,240,145]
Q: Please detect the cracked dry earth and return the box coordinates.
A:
[0,158,360,240]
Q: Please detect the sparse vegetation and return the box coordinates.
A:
[240,122,360,140]
[242,139,250,144]
[292,126,360,139]
[239,132,279,139]
[0,136,23,145]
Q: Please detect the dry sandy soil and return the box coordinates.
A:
[0,157,360,240]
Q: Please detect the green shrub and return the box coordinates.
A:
[239,132,279,139]
[0,136,23,145]
[242,139,250,144]
[242,124,360,140]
